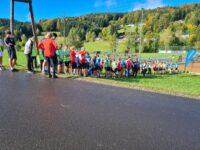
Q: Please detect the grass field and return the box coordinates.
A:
[84,40,127,52]
[80,74,200,97]
[2,51,200,98]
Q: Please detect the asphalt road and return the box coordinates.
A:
[0,71,200,150]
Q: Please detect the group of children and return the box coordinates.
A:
[37,44,179,78]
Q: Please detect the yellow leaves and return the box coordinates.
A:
[187,23,197,32]
[188,34,196,44]
[168,8,175,14]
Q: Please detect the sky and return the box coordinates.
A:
[0,0,200,21]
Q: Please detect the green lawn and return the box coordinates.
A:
[81,74,200,97]
[3,51,27,70]
[2,51,199,98]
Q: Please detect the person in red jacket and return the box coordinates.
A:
[79,47,86,76]
[38,33,59,78]
[70,47,76,75]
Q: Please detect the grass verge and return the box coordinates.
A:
[2,51,200,98]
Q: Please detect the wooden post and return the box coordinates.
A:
[28,1,39,55]
[10,0,38,54]
[10,0,14,35]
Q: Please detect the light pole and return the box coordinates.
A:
[139,8,144,58]
[61,18,66,45]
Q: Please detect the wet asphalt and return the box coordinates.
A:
[0,71,200,150]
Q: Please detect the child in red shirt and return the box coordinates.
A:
[70,47,77,75]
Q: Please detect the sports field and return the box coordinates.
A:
[2,51,200,97]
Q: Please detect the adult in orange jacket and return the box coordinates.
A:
[38,33,58,78]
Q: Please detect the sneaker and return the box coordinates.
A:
[0,67,2,71]
[53,75,58,79]
[49,75,53,78]
[27,71,33,74]
[12,68,19,72]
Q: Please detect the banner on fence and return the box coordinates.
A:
[185,49,197,68]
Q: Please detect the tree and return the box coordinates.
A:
[102,27,109,40]
[126,35,138,53]
[86,32,96,42]
[108,34,117,52]
[67,28,83,49]
[195,41,200,50]
[160,29,172,49]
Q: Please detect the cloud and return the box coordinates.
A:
[105,0,117,8]
[133,0,164,10]
[94,0,117,8]
[94,0,104,7]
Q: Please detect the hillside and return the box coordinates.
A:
[0,3,200,52]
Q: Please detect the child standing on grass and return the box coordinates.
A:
[0,33,4,71]
[111,58,117,79]
[175,62,179,73]
[147,62,152,74]
[117,58,123,78]
[133,58,140,78]
[170,63,173,74]
[95,53,101,78]
[142,61,147,77]
[76,52,81,75]
[125,56,132,78]
[153,61,158,74]
[31,46,37,70]
[85,52,91,76]
[70,47,77,75]
[63,45,71,75]
[39,49,44,72]
[24,36,35,74]
[4,30,18,72]
[79,47,86,76]
[104,55,111,78]
[92,54,97,76]
[56,45,65,74]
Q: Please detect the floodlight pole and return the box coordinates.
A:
[139,8,144,58]
[63,18,66,45]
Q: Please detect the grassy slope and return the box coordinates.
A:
[2,51,200,97]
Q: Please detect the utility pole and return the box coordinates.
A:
[10,0,14,35]
[139,8,144,58]
[63,18,66,45]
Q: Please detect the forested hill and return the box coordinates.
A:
[0,3,200,52]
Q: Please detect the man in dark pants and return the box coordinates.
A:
[4,30,18,72]
[38,33,59,79]
[133,58,140,78]
[52,33,58,74]
[24,36,35,73]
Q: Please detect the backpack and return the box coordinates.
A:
[117,61,123,70]
[126,60,132,69]
[96,57,101,66]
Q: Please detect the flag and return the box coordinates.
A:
[185,49,197,68]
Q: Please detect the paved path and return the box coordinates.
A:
[0,71,200,150]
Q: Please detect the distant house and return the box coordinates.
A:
[127,24,135,27]
[182,34,189,39]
